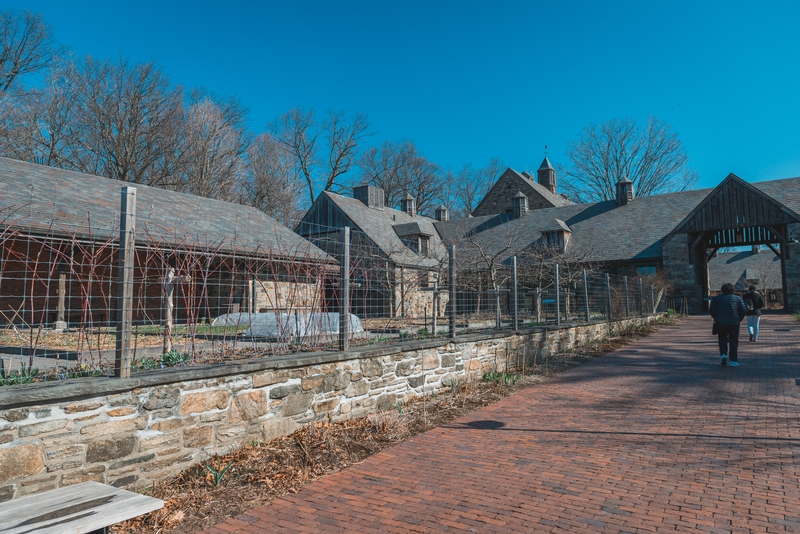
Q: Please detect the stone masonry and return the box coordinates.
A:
[0,317,653,501]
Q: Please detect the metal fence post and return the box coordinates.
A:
[639,278,644,316]
[114,186,136,378]
[606,273,612,321]
[623,276,629,318]
[512,256,518,330]
[449,245,456,339]
[651,286,655,314]
[339,227,350,352]
[583,268,590,322]
[554,263,560,326]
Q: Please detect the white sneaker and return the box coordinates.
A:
[729,361,739,367]
[720,355,728,366]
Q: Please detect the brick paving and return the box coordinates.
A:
[204,313,800,533]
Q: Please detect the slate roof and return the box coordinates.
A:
[436,188,710,265]
[435,175,800,267]
[538,157,555,171]
[0,157,331,262]
[708,250,781,291]
[302,191,446,269]
[751,177,800,213]
[514,168,573,207]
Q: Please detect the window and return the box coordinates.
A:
[636,266,657,276]
[420,236,429,255]
[542,231,564,250]
[401,236,419,253]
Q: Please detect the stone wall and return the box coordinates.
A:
[662,233,703,312]
[472,170,556,217]
[0,316,654,502]
[785,223,800,312]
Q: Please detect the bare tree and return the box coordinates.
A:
[0,9,58,95]
[65,56,184,187]
[357,140,443,213]
[242,132,302,226]
[458,222,529,327]
[177,97,247,201]
[0,60,81,168]
[270,108,370,204]
[443,157,504,218]
[560,117,697,203]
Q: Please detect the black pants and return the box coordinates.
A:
[717,324,740,362]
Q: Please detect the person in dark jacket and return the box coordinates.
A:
[742,285,765,342]
[709,283,746,367]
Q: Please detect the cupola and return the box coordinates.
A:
[616,177,635,205]
[538,156,557,195]
[400,193,416,217]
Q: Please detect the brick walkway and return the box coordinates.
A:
[204,313,800,533]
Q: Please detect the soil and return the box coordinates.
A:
[111,318,672,534]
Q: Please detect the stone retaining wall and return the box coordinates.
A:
[0,316,654,501]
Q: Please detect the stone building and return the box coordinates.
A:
[296,186,449,319]
[438,170,800,313]
[0,158,332,328]
[471,157,573,217]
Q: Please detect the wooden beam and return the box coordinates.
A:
[765,242,782,259]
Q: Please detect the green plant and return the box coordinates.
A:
[61,364,106,379]
[0,365,39,386]
[396,401,404,414]
[665,308,676,319]
[130,357,160,372]
[368,335,389,345]
[482,372,520,385]
[204,457,235,486]
[160,350,190,367]
[399,331,410,340]
[416,328,429,339]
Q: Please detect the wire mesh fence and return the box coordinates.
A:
[1,188,670,385]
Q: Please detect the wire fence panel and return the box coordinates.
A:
[1,190,671,385]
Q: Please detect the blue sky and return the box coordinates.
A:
[16,0,800,189]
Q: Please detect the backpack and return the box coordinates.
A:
[744,297,754,311]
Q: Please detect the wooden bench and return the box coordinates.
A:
[0,481,163,534]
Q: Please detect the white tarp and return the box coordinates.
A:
[211,312,363,340]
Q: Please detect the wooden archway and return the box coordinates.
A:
[667,174,800,310]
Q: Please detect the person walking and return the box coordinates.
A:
[742,285,765,342]
[709,283,746,367]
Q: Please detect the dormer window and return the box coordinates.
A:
[394,222,433,256]
[543,231,565,251]
[539,219,572,253]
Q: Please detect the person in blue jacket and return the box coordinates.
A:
[709,283,747,367]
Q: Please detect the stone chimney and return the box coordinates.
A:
[401,193,416,217]
[435,204,449,222]
[616,177,634,206]
[513,191,528,218]
[537,157,556,195]
[353,184,385,209]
